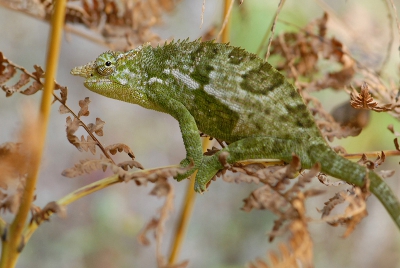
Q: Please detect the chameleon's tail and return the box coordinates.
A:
[307,142,400,229]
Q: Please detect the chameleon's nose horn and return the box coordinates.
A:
[70,61,95,78]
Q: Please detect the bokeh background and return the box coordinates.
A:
[1,0,400,267]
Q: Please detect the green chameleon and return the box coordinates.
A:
[71,39,400,229]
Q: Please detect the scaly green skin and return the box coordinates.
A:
[71,39,400,229]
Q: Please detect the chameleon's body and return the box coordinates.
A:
[71,39,400,228]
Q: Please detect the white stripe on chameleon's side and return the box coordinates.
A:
[171,69,200,90]
[148,77,164,85]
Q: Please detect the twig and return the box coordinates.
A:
[23,165,180,244]
[379,0,395,74]
[53,94,116,164]
[265,0,286,61]
[168,139,212,265]
[200,0,206,29]
[342,150,400,159]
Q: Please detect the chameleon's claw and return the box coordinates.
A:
[194,181,207,193]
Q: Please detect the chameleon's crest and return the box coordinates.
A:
[70,61,95,78]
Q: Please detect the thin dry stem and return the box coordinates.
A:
[53,94,115,164]
[379,0,395,73]
[265,0,286,61]
[388,0,400,45]
[342,150,400,159]
[200,0,206,29]
[168,138,212,265]
[23,174,120,243]
[23,164,180,244]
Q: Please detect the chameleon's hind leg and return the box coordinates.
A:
[194,136,307,192]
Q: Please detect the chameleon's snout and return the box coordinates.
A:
[70,61,95,78]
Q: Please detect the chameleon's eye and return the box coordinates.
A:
[95,51,117,76]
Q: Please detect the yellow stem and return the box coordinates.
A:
[0,1,66,267]
[23,175,120,242]
[168,139,212,265]
[221,0,233,43]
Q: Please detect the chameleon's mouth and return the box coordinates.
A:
[84,78,117,90]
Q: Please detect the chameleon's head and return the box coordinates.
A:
[71,50,146,104]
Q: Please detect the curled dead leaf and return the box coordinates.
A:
[31,201,67,224]
[350,83,392,112]
[105,143,135,159]
[87,117,105,136]
[117,160,144,171]
[78,97,91,118]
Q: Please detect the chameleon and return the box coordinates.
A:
[71,39,400,229]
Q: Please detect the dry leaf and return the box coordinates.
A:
[62,158,112,178]
[59,104,70,114]
[66,116,82,151]
[117,160,144,171]
[105,143,135,159]
[0,104,40,214]
[87,117,105,136]
[78,97,90,118]
[31,201,66,224]
[350,83,392,112]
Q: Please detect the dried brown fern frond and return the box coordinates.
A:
[28,161,185,265]
[1,51,142,176]
[60,95,145,175]
[356,152,386,170]
[1,0,182,49]
[318,186,369,238]
[0,142,27,214]
[350,82,393,112]
[387,124,400,152]
[0,104,40,214]
[270,12,356,91]
[271,13,400,122]
[61,157,111,177]
[138,177,175,267]
[246,195,314,268]
[30,201,66,225]
[0,52,70,107]
[229,156,323,243]
[318,164,372,237]
[0,53,44,97]
[302,91,362,142]
[314,157,373,237]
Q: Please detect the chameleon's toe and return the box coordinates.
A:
[194,181,207,193]
[174,170,193,181]
[173,157,196,181]
[193,159,220,193]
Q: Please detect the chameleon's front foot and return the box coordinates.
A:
[193,157,221,193]
[175,155,222,193]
